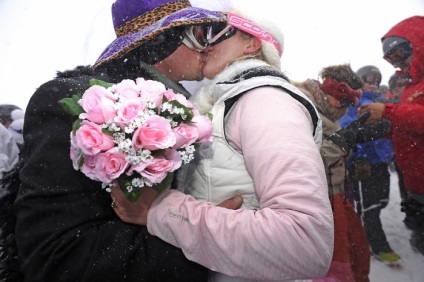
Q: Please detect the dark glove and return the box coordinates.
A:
[356,119,391,143]
[352,158,371,181]
[401,197,424,229]
[329,112,371,151]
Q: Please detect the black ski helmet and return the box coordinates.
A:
[382,36,412,67]
[356,65,382,85]
[382,36,409,57]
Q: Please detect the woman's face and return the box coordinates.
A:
[202,30,255,79]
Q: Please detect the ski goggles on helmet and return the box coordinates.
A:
[383,41,413,68]
[363,74,381,86]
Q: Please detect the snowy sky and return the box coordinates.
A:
[1,0,423,110]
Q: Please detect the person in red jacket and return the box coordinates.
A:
[359,15,424,256]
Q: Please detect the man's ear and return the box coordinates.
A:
[244,37,261,55]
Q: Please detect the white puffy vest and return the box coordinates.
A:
[178,63,322,211]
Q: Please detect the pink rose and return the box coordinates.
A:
[70,134,82,170]
[114,97,145,125]
[172,123,199,148]
[162,90,193,108]
[81,154,98,180]
[70,133,99,180]
[112,79,140,99]
[162,89,177,102]
[127,149,182,183]
[75,120,115,155]
[132,115,176,151]
[79,85,116,123]
[136,78,166,108]
[192,115,213,143]
[174,93,194,108]
[95,148,129,183]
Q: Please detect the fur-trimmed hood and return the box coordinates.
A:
[191,59,284,114]
[191,59,322,148]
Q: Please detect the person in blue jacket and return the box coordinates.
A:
[339,65,401,265]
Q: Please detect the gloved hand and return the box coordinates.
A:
[329,112,371,151]
[352,158,371,181]
[356,119,391,143]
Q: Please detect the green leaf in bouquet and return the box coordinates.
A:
[171,100,194,121]
[151,172,174,193]
[58,94,84,116]
[117,176,141,203]
[161,99,194,123]
[77,155,84,169]
[72,119,83,135]
[123,189,141,203]
[89,78,114,89]
[117,173,174,202]
[102,128,116,136]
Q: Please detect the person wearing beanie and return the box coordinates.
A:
[13,1,247,281]
[386,73,409,104]
[0,123,19,179]
[8,118,24,151]
[295,64,392,282]
[112,10,334,282]
[359,15,424,256]
[340,65,400,265]
[0,104,22,128]
[0,105,25,155]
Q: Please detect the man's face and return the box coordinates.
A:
[398,55,413,77]
[153,44,206,82]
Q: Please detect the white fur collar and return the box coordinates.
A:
[190,59,271,114]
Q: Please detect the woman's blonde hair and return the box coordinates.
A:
[230,30,266,65]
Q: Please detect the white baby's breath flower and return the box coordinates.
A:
[179,145,196,164]
[108,122,121,132]
[144,179,153,187]
[132,178,145,188]
[185,145,195,153]
[102,182,113,192]
[113,132,126,145]
[138,149,153,162]
[118,138,133,153]
[147,100,156,109]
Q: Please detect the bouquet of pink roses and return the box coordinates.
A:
[59,78,212,202]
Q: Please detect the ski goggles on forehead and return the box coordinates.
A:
[384,42,413,68]
[208,12,282,56]
[207,25,238,46]
[182,24,227,52]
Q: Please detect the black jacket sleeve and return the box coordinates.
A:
[14,77,207,282]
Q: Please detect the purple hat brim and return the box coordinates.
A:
[94,7,226,69]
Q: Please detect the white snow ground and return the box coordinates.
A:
[369,170,424,282]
